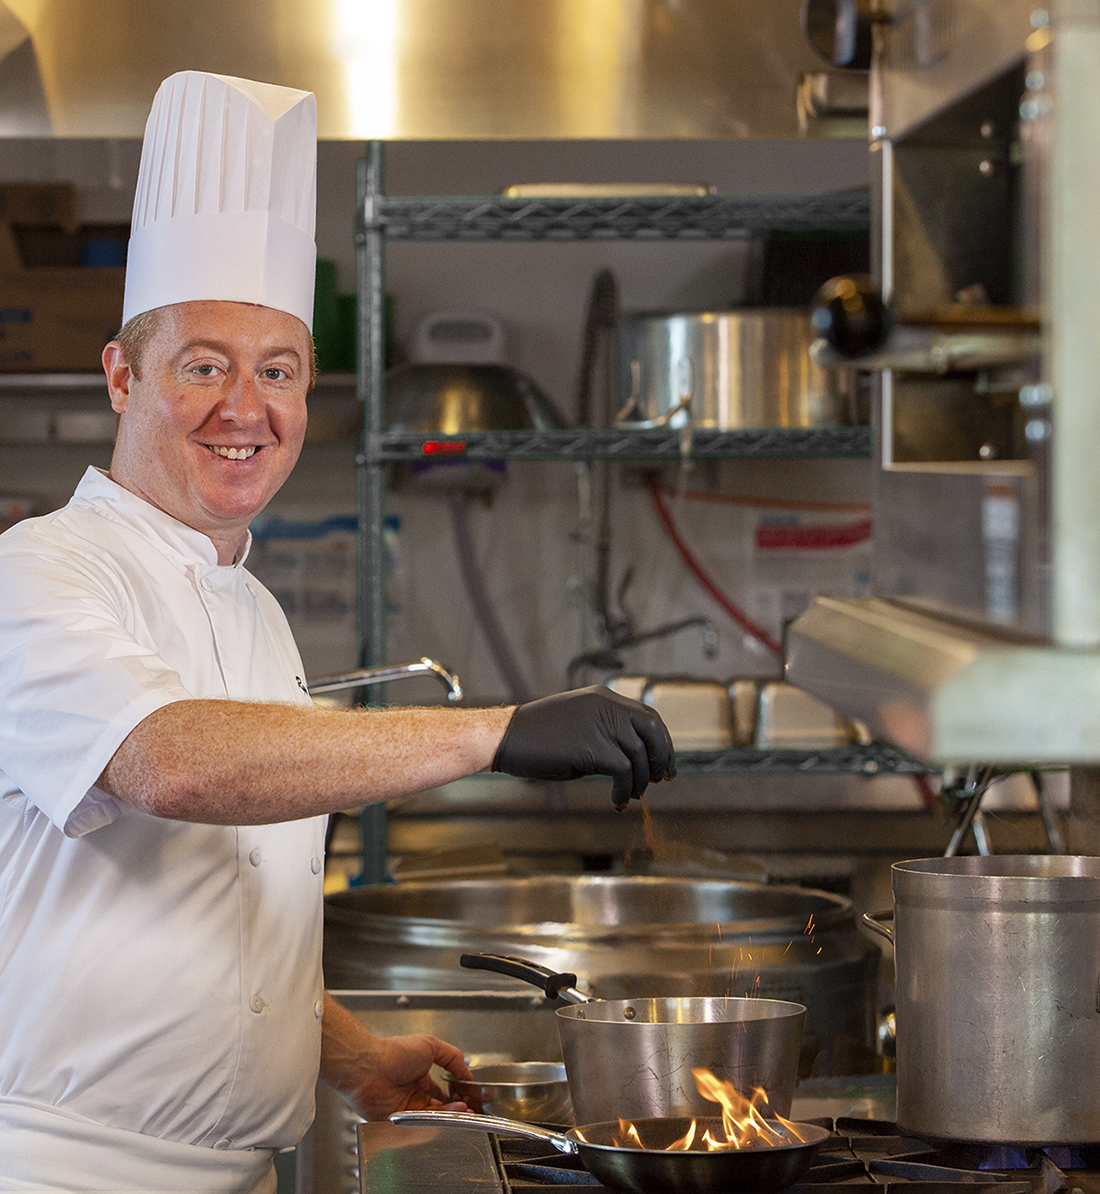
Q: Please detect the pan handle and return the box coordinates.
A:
[459,952,589,1003]
[861,910,895,944]
[390,1109,578,1155]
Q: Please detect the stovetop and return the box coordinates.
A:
[357,1115,1100,1194]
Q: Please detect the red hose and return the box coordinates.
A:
[646,475,783,657]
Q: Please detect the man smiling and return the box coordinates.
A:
[0,72,674,1192]
[104,302,312,565]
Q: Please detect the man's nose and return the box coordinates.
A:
[219,374,265,425]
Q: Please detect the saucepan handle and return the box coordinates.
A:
[390,1110,578,1155]
[459,952,588,1003]
[614,358,693,429]
[861,910,895,944]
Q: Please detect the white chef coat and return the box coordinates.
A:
[0,467,327,1191]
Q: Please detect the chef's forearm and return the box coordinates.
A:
[97,698,514,823]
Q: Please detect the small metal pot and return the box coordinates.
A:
[460,953,805,1125]
[863,855,1100,1144]
[445,1061,573,1124]
[615,309,854,430]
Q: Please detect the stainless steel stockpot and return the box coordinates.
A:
[615,309,853,431]
[864,855,1100,1144]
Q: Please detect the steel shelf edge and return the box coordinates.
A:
[366,190,872,241]
[363,426,873,462]
[672,745,936,776]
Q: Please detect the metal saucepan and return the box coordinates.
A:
[391,1109,830,1194]
[459,952,805,1123]
[444,1060,573,1124]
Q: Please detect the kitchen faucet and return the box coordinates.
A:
[307,657,463,702]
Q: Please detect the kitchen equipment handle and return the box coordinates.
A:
[390,1109,577,1154]
[614,358,693,429]
[459,952,589,1003]
[861,910,895,944]
[614,392,691,429]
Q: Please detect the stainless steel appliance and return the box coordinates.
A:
[786,0,1100,766]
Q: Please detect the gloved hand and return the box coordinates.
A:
[491,685,676,809]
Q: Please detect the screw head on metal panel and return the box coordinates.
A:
[1019,383,1053,407]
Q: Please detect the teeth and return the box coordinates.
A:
[210,445,256,460]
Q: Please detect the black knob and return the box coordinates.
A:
[811,275,891,357]
[801,0,875,70]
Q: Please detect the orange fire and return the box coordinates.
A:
[600,1068,815,1153]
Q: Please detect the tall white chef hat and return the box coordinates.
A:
[122,70,317,330]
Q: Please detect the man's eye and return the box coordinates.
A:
[192,364,219,376]
[263,368,289,380]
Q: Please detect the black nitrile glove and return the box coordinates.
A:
[491,685,676,810]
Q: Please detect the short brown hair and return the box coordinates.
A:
[113,306,318,390]
[114,308,164,380]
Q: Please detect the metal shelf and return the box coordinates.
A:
[369,191,871,241]
[366,426,872,463]
[673,743,936,777]
[0,372,108,393]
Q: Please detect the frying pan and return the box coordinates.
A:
[390,1109,831,1194]
[459,952,805,1122]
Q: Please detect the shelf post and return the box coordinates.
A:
[355,142,390,886]
[356,143,388,674]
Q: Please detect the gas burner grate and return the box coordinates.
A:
[357,1117,1100,1194]
[488,1121,1100,1194]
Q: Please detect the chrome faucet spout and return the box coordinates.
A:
[307,657,463,701]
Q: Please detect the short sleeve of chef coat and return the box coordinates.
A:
[0,531,193,839]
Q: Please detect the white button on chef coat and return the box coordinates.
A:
[0,468,327,1165]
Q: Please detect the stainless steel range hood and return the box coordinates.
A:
[785,0,1100,768]
[0,0,846,140]
[786,597,1100,766]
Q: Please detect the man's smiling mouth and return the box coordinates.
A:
[207,445,258,460]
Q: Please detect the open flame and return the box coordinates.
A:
[599,1068,815,1153]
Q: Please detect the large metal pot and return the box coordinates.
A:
[864,855,1100,1144]
[323,876,879,1076]
[615,309,854,431]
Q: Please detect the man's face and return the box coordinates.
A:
[104,301,311,563]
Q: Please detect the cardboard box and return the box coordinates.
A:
[0,183,126,372]
[0,183,78,229]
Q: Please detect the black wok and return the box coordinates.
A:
[389,1110,831,1194]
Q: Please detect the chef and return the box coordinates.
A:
[0,71,674,1193]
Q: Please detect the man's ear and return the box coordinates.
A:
[102,341,133,414]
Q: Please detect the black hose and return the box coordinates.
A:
[449,492,534,704]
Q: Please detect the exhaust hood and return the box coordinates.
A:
[786,597,1100,767]
[0,0,844,140]
[785,0,1100,768]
